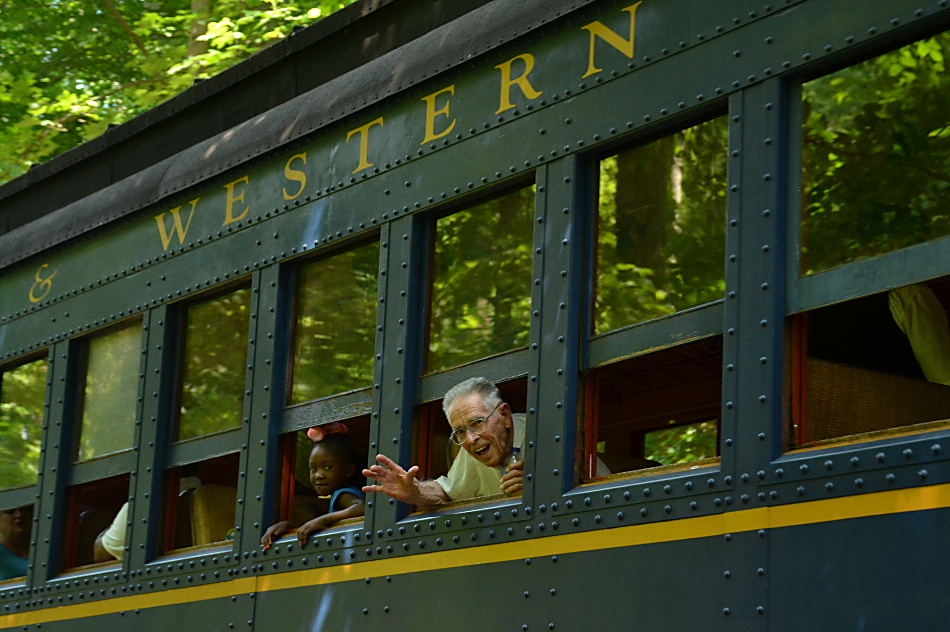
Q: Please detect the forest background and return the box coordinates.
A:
[0,0,356,186]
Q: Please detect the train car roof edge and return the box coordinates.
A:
[0,0,594,272]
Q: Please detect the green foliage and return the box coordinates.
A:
[427,187,535,372]
[801,32,950,274]
[291,242,379,404]
[0,358,47,489]
[0,0,356,184]
[595,116,728,333]
[643,420,718,465]
[178,287,251,440]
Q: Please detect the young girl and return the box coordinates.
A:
[261,424,365,548]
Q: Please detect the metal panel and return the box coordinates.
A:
[533,157,582,501]
[770,508,950,630]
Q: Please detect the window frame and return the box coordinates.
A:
[576,106,731,485]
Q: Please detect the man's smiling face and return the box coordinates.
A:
[447,392,513,468]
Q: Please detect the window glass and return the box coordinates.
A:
[594,116,728,334]
[77,324,141,461]
[801,32,950,276]
[788,277,950,448]
[428,186,535,372]
[0,357,47,490]
[177,286,250,442]
[290,242,379,404]
[0,504,33,581]
[581,337,722,480]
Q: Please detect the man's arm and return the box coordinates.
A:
[362,454,451,507]
[92,529,116,563]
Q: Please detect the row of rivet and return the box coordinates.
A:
[0,8,832,336]
[0,0,934,333]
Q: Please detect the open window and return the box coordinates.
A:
[789,30,950,448]
[413,377,528,505]
[273,416,370,533]
[788,277,950,447]
[408,182,535,507]
[583,338,722,478]
[581,113,728,482]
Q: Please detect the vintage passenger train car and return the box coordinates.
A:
[2,0,950,629]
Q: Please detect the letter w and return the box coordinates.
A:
[581,2,642,78]
[154,198,200,251]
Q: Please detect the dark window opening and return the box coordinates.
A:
[0,504,34,582]
[270,415,370,536]
[412,377,527,501]
[64,474,129,569]
[581,337,722,481]
[789,277,950,447]
[161,453,240,554]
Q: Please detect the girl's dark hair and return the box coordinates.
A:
[311,434,364,485]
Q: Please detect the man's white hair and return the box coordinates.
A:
[441,377,503,417]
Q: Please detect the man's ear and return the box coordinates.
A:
[345,463,357,478]
[500,402,513,426]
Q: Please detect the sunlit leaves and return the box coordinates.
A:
[594,116,728,334]
[801,31,950,275]
[427,187,534,372]
[290,242,379,404]
[178,287,251,441]
[0,358,47,490]
[0,1,356,185]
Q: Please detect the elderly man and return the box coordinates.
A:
[0,505,31,581]
[363,377,524,506]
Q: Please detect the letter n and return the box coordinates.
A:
[581,2,642,78]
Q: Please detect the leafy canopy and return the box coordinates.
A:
[0,0,355,185]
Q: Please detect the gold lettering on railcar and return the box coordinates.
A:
[222,176,251,226]
[28,264,56,303]
[495,54,543,114]
[154,198,201,251]
[421,86,457,145]
[347,117,385,173]
[581,2,642,78]
[283,153,308,201]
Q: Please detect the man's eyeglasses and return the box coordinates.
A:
[449,402,502,446]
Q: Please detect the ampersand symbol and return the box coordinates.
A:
[29,264,56,303]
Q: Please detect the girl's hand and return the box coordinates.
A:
[296,516,333,545]
[261,520,291,549]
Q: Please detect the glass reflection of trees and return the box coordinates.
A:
[0,357,47,489]
[290,242,379,404]
[595,116,728,334]
[177,287,251,441]
[802,32,950,276]
[77,324,141,461]
[428,186,534,373]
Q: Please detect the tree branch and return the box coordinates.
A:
[99,0,150,57]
